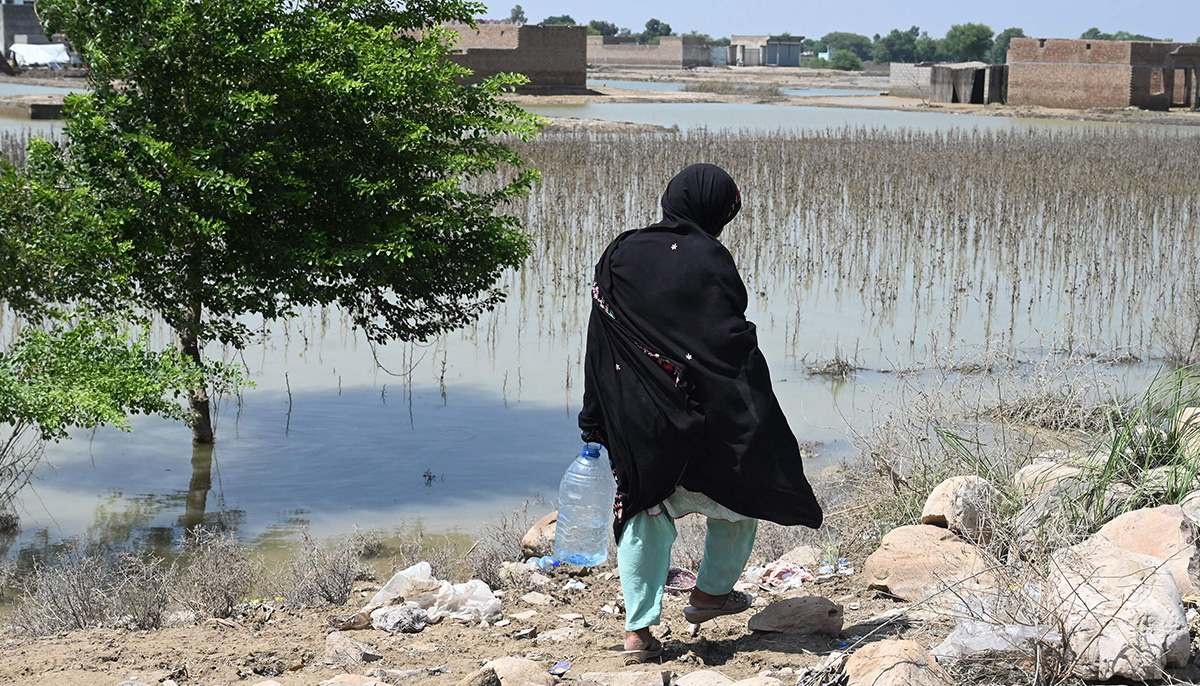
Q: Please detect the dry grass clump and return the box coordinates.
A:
[278,530,376,608]
[1157,281,1200,368]
[681,81,784,97]
[8,548,110,635]
[176,529,263,619]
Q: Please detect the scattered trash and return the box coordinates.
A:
[665,567,697,593]
[549,662,571,677]
[932,595,1062,659]
[561,579,587,591]
[335,561,502,633]
[736,560,815,593]
[371,605,429,634]
[527,555,561,572]
[817,558,855,576]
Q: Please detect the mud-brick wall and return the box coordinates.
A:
[1130,42,1192,110]
[1007,38,1135,108]
[889,64,932,99]
[587,36,710,67]
[449,25,586,89]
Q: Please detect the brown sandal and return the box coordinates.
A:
[623,637,664,665]
[682,590,753,624]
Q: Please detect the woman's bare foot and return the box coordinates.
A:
[624,627,654,652]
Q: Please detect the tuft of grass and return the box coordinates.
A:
[176,529,263,619]
[7,547,109,636]
[681,81,783,97]
[277,530,373,608]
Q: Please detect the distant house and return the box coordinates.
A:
[586,35,713,68]
[890,62,1007,104]
[0,4,53,64]
[1007,37,1199,110]
[729,35,805,67]
[446,24,587,92]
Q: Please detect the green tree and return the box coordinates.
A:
[942,23,994,62]
[871,26,920,63]
[639,18,673,44]
[588,20,618,36]
[508,4,525,24]
[991,27,1026,63]
[914,31,943,62]
[36,0,540,444]
[540,14,576,25]
[829,49,863,71]
[819,32,873,60]
[1081,28,1164,41]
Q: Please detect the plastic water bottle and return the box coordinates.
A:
[554,443,615,566]
[526,555,560,572]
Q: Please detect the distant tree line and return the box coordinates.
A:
[508,9,1189,65]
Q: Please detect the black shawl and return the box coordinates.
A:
[579,164,823,541]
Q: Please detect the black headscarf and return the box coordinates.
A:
[579,164,822,541]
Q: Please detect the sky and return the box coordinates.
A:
[484,0,1199,42]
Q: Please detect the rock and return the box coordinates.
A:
[1048,539,1189,681]
[675,671,734,686]
[536,626,583,642]
[319,676,386,686]
[1096,504,1200,596]
[521,591,553,605]
[324,631,383,666]
[485,656,558,686]
[1181,490,1200,526]
[580,671,670,686]
[556,613,584,620]
[1012,462,1080,500]
[842,640,948,686]
[458,667,503,686]
[920,475,999,541]
[747,596,843,634]
[778,544,823,568]
[1144,465,1200,495]
[499,561,537,588]
[862,525,996,603]
[510,609,540,620]
[1011,477,1133,555]
[731,679,782,686]
[529,572,552,586]
[251,681,284,686]
[522,511,558,560]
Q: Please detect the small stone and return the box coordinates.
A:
[494,619,512,627]
[325,630,383,666]
[676,670,734,686]
[580,671,670,686]
[251,681,284,686]
[529,572,552,586]
[536,627,582,643]
[1012,462,1081,500]
[319,676,387,686]
[731,679,782,686]
[485,656,558,686]
[458,666,503,686]
[163,681,179,686]
[522,511,558,560]
[514,627,539,640]
[843,640,948,686]
[510,610,540,620]
[747,597,843,634]
[521,591,553,605]
[556,613,584,621]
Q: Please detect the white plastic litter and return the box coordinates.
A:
[359,561,502,630]
[561,579,587,591]
[371,604,429,633]
[932,595,1061,658]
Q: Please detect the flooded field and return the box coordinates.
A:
[6,120,1200,563]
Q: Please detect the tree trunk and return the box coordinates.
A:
[178,298,214,444]
[183,443,213,531]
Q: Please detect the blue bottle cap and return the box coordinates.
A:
[582,443,601,458]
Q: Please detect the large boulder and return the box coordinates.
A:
[1012,462,1081,500]
[842,640,948,686]
[747,596,843,634]
[521,511,558,560]
[920,475,1000,542]
[1048,539,1189,681]
[779,544,823,569]
[862,525,996,603]
[1096,504,1200,596]
[1180,490,1200,527]
[1011,478,1133,557]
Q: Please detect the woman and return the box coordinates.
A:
[579,164,823,664]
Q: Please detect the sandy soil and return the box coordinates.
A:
[0,565,931,686]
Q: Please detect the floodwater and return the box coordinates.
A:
[526,101,1200,134]
[4,97,1195,563]
[586,80,873,98]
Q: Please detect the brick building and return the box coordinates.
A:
[446,24,586,92]
[1007,37,1197,110]
[586,35,712,68]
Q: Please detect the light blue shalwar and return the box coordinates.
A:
[617,488,758,631]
